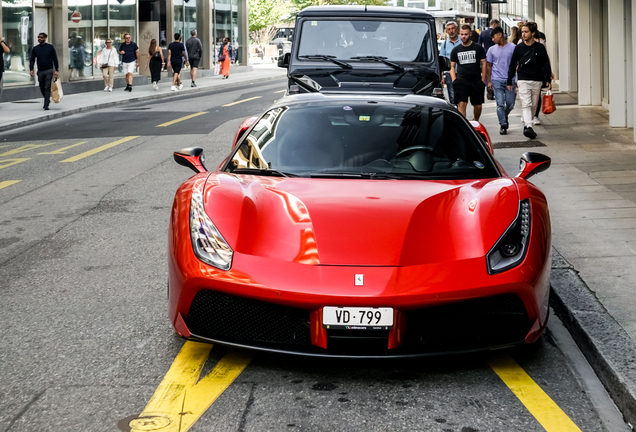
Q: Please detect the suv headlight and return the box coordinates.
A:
[487,199,530,274]
[190,191,233,270]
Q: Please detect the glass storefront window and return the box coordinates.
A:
[94,0,108,66]
[215,0,230,61]
[68,0,93,80]
[110,0,136,73]
[2,0,33,84]
[174,0,183,37]
[184,0,196,40]
[231,0,238,63]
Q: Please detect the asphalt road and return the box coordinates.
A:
[0,79,628,432]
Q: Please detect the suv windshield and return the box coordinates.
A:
[297,20,432,63]
[227,102,498,180]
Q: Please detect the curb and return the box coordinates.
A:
[0,73,286,134]
[550,248,636,427]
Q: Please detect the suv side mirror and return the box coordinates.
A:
[516,152,551,180]
[174,147,208,174]
[439,55,451,72]
[278,52,290,68]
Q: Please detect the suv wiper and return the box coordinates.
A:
[299,55,352,69]
[232,168,299,178]
[350,56,404,71]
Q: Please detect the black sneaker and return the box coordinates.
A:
[43,106,49,111]
[500,126,507,135]
[523,127,537,139]
[191,82,196,87]
[128,86,132,92]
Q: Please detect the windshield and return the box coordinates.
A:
[297,19,432,63]
[227,102,498,180]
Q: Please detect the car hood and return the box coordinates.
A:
[203,174,519,266]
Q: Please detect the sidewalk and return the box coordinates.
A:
[0,64,287,133]
[478,96,636,425]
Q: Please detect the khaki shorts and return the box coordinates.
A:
[122,61,136,74]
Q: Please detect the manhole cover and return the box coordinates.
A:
[12,101,40,104]
[492,141,547,149]
[123,107,152,111]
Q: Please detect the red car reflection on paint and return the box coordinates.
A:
[168,94,552,358]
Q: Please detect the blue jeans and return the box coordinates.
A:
[492,79,516,126]
[444,71,454,105]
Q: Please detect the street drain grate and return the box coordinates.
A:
[492,141,547,149]
[123,107,152,111]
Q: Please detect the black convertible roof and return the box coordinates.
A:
[272,93,453,110]
[298,6,434,20]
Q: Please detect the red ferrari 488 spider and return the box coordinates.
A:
[168,93,552,358]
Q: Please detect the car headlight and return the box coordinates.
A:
[486,199,530,274]
[190,191,233,270]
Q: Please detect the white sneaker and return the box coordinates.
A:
[178,84,183,91]
[108,87,112,92]
[153,82,158,91]
[171,86,177,91]
[532,116,541,125]
[104,86,109,92]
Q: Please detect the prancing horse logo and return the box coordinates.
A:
[355,274,364,286]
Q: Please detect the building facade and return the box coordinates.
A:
[0,0,247,89]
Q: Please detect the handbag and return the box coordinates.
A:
[542,90,556,114]
[486,87,495,101]
[51,77,63,103]
[214,63,221,75]
[218,53,226,62]
[100,49,112,70]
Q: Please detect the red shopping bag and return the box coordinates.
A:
[542,90,556,114]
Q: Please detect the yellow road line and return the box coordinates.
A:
[0,180,21,189]
[0,158,30,170]
[223,96,262,107]
[39,141,88,155]
[157,112,209,127]
[0,143,53,157]
[489,355,582,431]
[60,136,139,163]
[273,89,286,93]
[130,341,252,432]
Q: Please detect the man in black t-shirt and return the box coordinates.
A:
[450,24,487,121]
[168,33,189,91]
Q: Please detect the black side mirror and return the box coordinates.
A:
[278,52,290,68]
[516,152,551,180]
[174,147,208,174]
[439,55,451,72]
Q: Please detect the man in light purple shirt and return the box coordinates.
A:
[486,27,517,135]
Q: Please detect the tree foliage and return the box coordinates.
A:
[249,0,286,33]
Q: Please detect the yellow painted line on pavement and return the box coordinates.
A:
[0,180,21,189]
[60,136,139,163]
[0,143,54,157]
[157,112,209,127]
[129,341,252,432]
[489,355,582,431]
[39,141,88,155]
[0,158,30,170]
[273,89,286,93]
[223,96,262,107]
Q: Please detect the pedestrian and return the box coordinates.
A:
[218,37,232,79]
[531,27,552,125]
[146,38,164,91]
[486,26,516,135]
[470,27,480,43]
[0,36,9,100]
[186,30,202,87]
[479,19,499,53]
[439,21,461,105]
[119,33,139,92]
[450,24,487,122]
[168,33,189,91]
[29,32,59,111]
[98,38,119,92]
[507,21,552,139]
[509,27,520,45]
[69,36,86,80]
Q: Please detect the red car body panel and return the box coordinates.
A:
[168,170,551,355]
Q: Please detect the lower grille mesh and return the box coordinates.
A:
[405,294,531,352]
[186,290,311,346]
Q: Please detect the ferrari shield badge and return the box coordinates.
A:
[355,274,364,286]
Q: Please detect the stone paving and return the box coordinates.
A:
[479,97,636,341]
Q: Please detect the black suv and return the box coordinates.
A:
[278,6,449,96]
